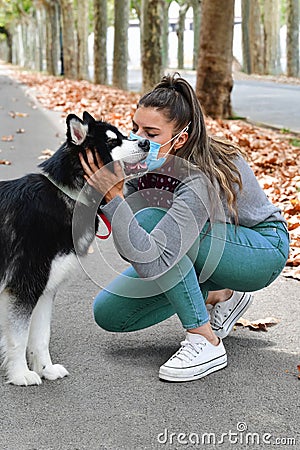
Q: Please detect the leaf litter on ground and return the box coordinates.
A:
[9,70,300,279]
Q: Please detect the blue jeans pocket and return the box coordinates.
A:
[253,223,290,261]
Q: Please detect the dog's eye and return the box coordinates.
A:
[107,138,118,144]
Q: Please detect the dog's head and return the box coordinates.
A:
[67,111,149,177]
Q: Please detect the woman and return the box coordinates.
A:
[80,74,289,382]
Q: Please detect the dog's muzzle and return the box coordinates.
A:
[123,138,150,176]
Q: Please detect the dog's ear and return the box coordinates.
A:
[83,111,96,124]
[67,114,88,146]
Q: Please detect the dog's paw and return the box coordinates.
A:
[7,370,42,386]
[41,364,69,381]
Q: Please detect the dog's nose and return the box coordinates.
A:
[138,139,150,152]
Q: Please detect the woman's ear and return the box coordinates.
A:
[173,131,189,150]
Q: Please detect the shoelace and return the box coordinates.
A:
[170,339,207,363]
[210,303,232,328]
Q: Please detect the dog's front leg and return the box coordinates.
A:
[27,291,69,381]
[0,291,42,386]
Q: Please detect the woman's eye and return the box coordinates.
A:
[147,132,157,138]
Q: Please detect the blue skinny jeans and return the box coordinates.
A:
[93,208,289,332]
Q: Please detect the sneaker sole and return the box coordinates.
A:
[159,354,227,382]
[213,294,254,339]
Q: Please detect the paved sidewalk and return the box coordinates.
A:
[0,64,299,450]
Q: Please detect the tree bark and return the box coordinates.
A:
[242,0,264,74]
[192,0,201,70]
[77,0,89,80]
[94,0,107,85]
[196,0,234,118]
[44,1,60,75]
[0,26,13,63]
[177,2,190,70]
[59,0,77,79]
[286,0,299,77]
[113,0,129,90]
[141,0,163,93]
[242,0,251,73]
[161,1,170,69]
[35,8,44,72]
[263,0,281,75]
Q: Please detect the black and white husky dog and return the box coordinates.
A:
[0,111,149,386]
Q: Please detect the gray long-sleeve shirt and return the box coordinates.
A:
[101,156,286,279]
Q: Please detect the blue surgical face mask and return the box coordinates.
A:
[129,122,190,171]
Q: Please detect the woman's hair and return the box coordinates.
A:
[138,73,243,224]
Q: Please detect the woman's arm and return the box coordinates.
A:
[80,150,221,278]
[101,176,214,279]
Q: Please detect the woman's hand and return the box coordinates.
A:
[79,149,125,202]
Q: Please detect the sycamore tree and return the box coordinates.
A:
[141,0,163,92]
[196,0,235,118]
[113,0,129,90]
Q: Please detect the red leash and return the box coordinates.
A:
[96,213,112,240]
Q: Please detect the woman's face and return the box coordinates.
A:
[132,106,188,159]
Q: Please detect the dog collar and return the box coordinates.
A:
[46,175,91,207]
[96,213,112,240]
[46,175,112,240]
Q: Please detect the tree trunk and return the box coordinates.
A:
[0,26,13,63]
[177,3,190,70]
[52,2,60,75]
[286,0,299,77]
[242,0,251,73]
[161,1,170,69]
[77,0,89,80]
[24,23,30,67]
[263,0,281,75]
[113,0,129,90]
[59,0,77,79]
[192,0,201,70]
[196,0,234,118]
[249,0,264,74]
[45,9,53,74]
[94,0,107,85]
[141,0,163,93]
[242,0,264,74]
[42,0,60,75]
[14,25,25,66]
[35,8,44,72]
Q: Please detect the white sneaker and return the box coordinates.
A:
[159,332,227,382]
[206,303,214,320]
[210,291,254,339]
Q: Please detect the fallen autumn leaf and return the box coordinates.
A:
[0,159,12,165]
[235,317,280,331]
[1,135,14,142]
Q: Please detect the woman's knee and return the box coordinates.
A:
[93,291,121,332]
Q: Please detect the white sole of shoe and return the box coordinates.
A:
[159,354,227,382]
[213,294,254,339]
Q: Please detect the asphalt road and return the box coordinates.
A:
[0,64,299,450]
